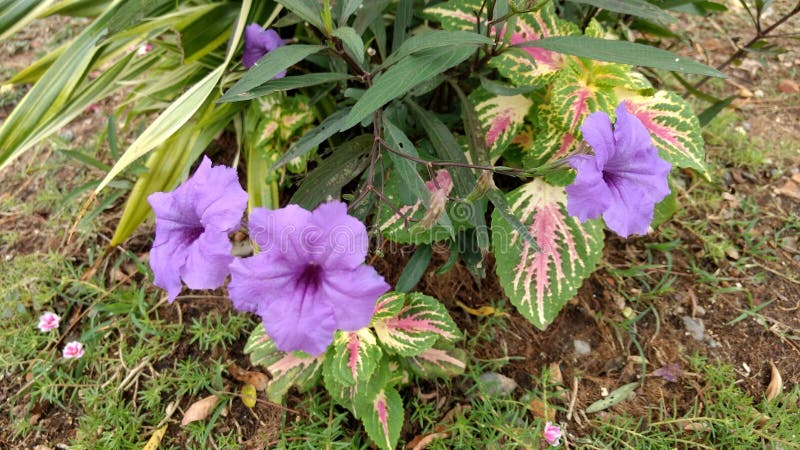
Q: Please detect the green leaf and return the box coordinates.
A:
[330,328,382,386]
[565,0,676,23]
[357,386,403,450]
[332,26,366,65]
[380,30,492,68]
[407,346,467,378]
[486,188,541,253]
[651,189,677,228]
[220,44,325,101]
[272,107,351,171]
[469,87,533,161]
[219,72,353,102]
[343,45,476,130]
[0,0,58,41]
[373,292,462,357]
[395,245,433,293]
[276,0,325,30]
[523,36,725,77]
[491,179,605,329]
[244,325,323,402]
[586,382,639,413]
[376,170,451,245]
[290,134,372,209]
[371,293,406,324]
[383,118,429,205]
[697,95,735,127]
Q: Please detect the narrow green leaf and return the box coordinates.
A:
[523,36,726,77]
[272,108,351,171]
[291,134,372,209]
[381,30,492,68]
[391,0,413,53]
[220,45,325,101]
[59,149,112,172]
[339,0,363,25]
[219,73,352,103]
[486,188,540,253]
[396,245,433,292]
[276,0,325,30]
[586,382,639,413]
[565,0,676,23]
[383,118,429,205]
[0,0,58,41]
[332,26,365,65]
[343,46,476,129]
[697,95,736,127]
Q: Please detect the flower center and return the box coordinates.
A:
[184,226,205,243]
[297,262,323,294]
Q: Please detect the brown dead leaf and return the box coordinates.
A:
[406,430,450,450]
[765,361,783,402]
[683,421,711,432]
[181,395,220,427]
[228,363,269,391]
[778,79,799,94]
[529,398,556,422]
[775,173,800,200]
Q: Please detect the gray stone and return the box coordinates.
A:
[478,372,518,396]
[682,316,705,341]
[574,339,592,356]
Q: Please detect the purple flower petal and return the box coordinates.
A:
[321,265,391,330]
[566,101,671,238]
[308,201,369,270]
[243,24,285,69]
[229,201,389,355]
[147,156,247,302]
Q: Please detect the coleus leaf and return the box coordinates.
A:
[373,292,463,356]
[357,386,403,450]
[423,0,484,32]
[376,169,452,245]
[330,328,383,386]
[244,325,322,402]
[490,2,580,87]
[469,87,533,160]
[407,345,467,378]
[491,179,604,329]
[619,90,709,176]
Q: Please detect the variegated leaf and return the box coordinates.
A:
[619,90,708,176]
[491,179,604,329]
[524,65,621,167]
[423,0,483,31]
[331,328,382,386]
[371,292,406,324]
[358,386,403,450]
[376,170,453,245]
[408,346,467,378]
[469,87,533,160]
[373,292,462,357]
[490,3,580,87]
[244,325,322,402]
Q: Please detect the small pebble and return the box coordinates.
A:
[682,316,705,341]
[574,339,592,356]
[478,372,518,396]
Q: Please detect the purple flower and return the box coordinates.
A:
[228,201,390,356]
[147,156,247,302]
[566,101,671,238]
[543,422,562,447]
[63,341,85,359]
[243,23,285,73]
[38,312,60,332]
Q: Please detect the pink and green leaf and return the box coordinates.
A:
[377,171,453,244]
[371,292,406,324]
[244,324,322,402]
[619,90,708,176]
[408,346,467,378]
[373,292,462,357]
[469,87,533,160]
[423,0,484,32]
[356,387,404,450]
[490,3,580,87]
[331,328,382,386]
[491,179,604,329]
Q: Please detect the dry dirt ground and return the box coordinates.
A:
[1,4,799,448]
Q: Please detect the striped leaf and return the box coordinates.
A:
[357,386,403,450]
[408,346,467,378]
[244,325,322,402]
[524,63,621,167]
[619,90,708,176]
[330,328,382,387]
[371,292,406,324]
[469,87,533,160]
[491,179,604,329]
[373,292,462,357]
[376,170,452,245]
[423,0,483,31]
[490,2,579,87]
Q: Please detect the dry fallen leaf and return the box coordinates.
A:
[142,424,168,450]
[228,363,269,391]
[529,398,556,422]
[778,79,799,94]
[765,361,783,402]
[181,395,220,427]
[454,299,502,317]
[241,384,257,408]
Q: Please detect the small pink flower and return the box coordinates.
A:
[37,312,60,332]
[63,341,85,359]
[136,43,153,56]
[543,422,562,447]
